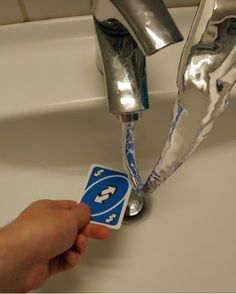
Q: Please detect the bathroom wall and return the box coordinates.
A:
[0,0,200,25]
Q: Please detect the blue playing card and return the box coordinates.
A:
[78,164,132,229]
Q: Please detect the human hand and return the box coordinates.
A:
[0,200,110,292]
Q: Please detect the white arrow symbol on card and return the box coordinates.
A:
[106,214,117,223]
[94,169,104,177]
[94,186,117,204]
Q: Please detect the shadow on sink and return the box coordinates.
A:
[0,93,235,168]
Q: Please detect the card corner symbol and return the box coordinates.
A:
[105,213,117,223]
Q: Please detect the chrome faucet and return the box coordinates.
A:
[91,0,183,122]
[144,0,236,193]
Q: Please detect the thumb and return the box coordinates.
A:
[72,203,91,230]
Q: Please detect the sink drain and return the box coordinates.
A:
[124,190,146,219]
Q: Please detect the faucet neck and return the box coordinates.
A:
[94,19,149,121]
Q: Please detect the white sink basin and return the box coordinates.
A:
[0,7,236,293]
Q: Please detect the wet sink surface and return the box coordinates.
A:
[0,7,236,293]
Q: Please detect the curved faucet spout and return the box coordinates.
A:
[92,0,183,121]
[144,0,236,193]
[92,0,183,56]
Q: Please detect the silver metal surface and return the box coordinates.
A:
[92,0,183,55]
[144,0,236,193]
[91,0,183,121]
[124,190,145,218]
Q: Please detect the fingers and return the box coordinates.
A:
[49,222,110,276]
[49,235,88,275]
[63,233,89,269]
[63,225,109,269]
[63,250,81,268]
[75,234,88,254]
[81,223,111,240]
[72,203,91,230]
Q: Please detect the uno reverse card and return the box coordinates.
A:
[79,164,132,229]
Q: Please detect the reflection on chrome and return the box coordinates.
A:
[145,27,167,49]
[144,0,236,193]
[91,0,183,122]
[120,96,136,109]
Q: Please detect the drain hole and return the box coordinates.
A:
[124,190,146,220]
